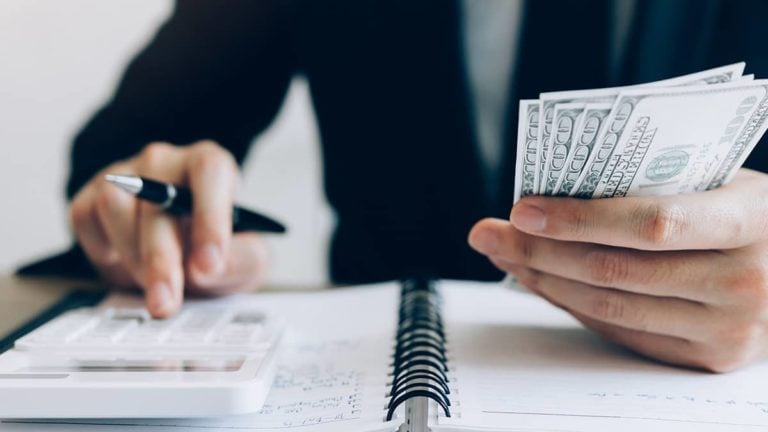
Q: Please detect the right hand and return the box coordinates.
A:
[69,141,269,318]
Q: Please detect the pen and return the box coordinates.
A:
[104,174,287,233]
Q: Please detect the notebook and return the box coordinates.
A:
[2,279,768,432]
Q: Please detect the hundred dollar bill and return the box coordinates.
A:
[535,62,745,195]
[514,100,540,203]
[540,103,586,195]
[552,103,613,195]
[580,81,768,199]
[536,90,614,194]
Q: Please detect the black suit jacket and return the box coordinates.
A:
[22,0,768,284]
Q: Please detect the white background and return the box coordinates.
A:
[0,0,332,286]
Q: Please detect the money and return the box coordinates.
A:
[536,89,616,194]
[513,62,768,202]
[551,103,612,195]
[540,103,586,195]
[590,81,768,198]
[513,100,540,202]
[535,63,746,195]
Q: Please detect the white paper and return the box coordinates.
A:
[432,281,768,432]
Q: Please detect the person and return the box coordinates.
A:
[30,0,768,372]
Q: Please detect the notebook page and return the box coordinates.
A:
[0,284,402,432]
[432,281,768,432]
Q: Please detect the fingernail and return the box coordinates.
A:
[150,283,174,313]
[469,228,499,254]
[195,243,222,275]
[512,204,546,232]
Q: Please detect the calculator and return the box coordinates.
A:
[0,305,283,418]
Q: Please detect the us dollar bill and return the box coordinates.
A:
[552,103,613,195]
[514,100,540,203]
[534,63,745,196]
[705,87,768,190]
[583,81,768,199]
[536,90,615,194]
[568,63,747,198]
[540,103,586,195]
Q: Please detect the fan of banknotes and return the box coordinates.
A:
[513,62,768,203]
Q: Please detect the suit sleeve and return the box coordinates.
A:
[66,0,297,199]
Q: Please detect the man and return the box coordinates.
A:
[35,0,768,372]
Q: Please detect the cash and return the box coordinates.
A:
[513,62,768,202]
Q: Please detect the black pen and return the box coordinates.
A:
[105,174,287,233]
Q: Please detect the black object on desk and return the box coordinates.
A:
[0,289,107,354]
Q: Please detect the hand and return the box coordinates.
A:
[469,169,768,372]
[70,141,269,318]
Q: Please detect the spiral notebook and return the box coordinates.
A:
[3,279,768,432]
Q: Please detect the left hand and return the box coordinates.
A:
[469,168,768,373]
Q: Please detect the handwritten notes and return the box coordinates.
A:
[251,340,381,429]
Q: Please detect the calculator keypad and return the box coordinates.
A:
[14,307,277,352]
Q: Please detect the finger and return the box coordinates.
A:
[470,218,727,303]
[138,201,184,318]
[507,264,713,342]
[187,233,268,295]
[70,182,119,267]
[509,169,768,250]
[94,168,142,286]
[570,311,711,371]
[185,141,238,280]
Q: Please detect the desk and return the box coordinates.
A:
[0,274,101,340]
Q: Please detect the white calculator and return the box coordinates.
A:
[0,305,283,418]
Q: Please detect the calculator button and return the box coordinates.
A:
[13,307,280,353]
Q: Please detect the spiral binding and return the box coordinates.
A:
[385,278,451,421]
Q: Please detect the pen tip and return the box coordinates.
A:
[104,174,143,194]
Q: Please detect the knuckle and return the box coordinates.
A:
[589,290,629,322]
[568,206,592,238]
[586,249,632,286]
[192,139,222,153]
[720,322,763,348]
[190,144,237,173]
[722,262,768,310]
[637,203,688,248]
[515,235,536,265]
[139,142,174,168]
